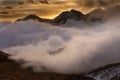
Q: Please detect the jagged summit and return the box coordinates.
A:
[15,9,85,25]
[85,8,106,24]
[107,5,120,11]
[15,5,120,25]
[15,8,106,25]
[89,8,104,14]
[68,9,84,20]
[52,9,84,24]
[106,5,120,16]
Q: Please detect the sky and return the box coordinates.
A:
[0,0,120,22]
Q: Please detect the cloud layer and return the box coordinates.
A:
[0,20,120,74]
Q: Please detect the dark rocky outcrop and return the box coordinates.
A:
[88,63,120,80]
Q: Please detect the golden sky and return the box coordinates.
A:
[0,0,120,22]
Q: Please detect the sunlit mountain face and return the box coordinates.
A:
[0,0,120,22]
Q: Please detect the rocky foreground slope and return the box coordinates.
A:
[88,63,120,80]
[0,50,120,80]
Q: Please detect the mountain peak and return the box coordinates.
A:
[90,8,104,14]
[107,5,120,11]
[69,9,81,13]
[106,5,120,17]
[52,9,84,24]
[112,5,120,9]
[16,14,52,22]
[24,14,41,20]
[69,9,84,19]
[84,8,106,24]
[16,14,41,22]
[70,9,76,12]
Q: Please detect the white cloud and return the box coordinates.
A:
[0,20,120,74]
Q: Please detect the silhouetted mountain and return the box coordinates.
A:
[52,9,85,25]
[16,14,52,23]
[106,5,120,14]
[15,9,106,25]
[15,5,120,25]
[105,5,120,19]
[84,8,106,24]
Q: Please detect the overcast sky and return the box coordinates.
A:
[0,0,120,22]
[1,0,120,7]
[0,0,120,7]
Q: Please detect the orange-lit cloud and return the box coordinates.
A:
[0,0,120,22]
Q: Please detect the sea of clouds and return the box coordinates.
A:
[0,20,120,74]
